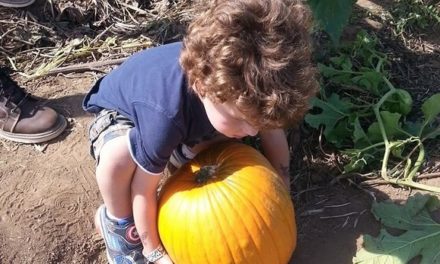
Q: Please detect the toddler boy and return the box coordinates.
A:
[83,0,318,263]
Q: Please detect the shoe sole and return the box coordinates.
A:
[0,0,35,7]
[0,114,67,144]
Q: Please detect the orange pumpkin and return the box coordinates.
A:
[158,142,297,264]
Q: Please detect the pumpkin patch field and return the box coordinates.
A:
[1,0,439,263]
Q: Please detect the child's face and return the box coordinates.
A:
[201,97,258,138]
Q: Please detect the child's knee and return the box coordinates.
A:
[96,137,136,178]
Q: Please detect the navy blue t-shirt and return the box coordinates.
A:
[83,42,216,174]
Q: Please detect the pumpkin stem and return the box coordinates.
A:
[195,165,218,184]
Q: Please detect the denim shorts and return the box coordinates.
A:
[88,109,217,169]
[88,109,134,164]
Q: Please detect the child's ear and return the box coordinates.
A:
[192,80,205,98]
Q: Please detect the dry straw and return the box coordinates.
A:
[0,0,201,78]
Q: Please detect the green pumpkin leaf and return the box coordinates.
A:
[365,112,403,143]
[327,118,353,146]
[353,117,368,143]
[354,194,440,264]
[383,89,413,115]
[307,0,356,44]
[330,55,352,70]
[318,63,341,78]
[366,122,383,143]
[305,94,352,145]
[422,126,440,139]
[421,93,440,125]
[352,70,384,95]
[380,111,403,139]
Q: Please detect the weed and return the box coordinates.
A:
[305,31,440,192]
[390,0,440,35]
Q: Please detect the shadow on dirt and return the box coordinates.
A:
[289,140,417,264]
[48,93,88,118]
[291,185,382,264]
[288,129,391,264]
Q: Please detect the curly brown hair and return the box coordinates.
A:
[180,0,318,129]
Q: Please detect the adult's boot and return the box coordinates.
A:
[0,69,67,143]
[0,0,35,8]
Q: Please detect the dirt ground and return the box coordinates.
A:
[0,76,105,264]
[0,72,415,264]
[0,67,438,264]
[1,0,439,263]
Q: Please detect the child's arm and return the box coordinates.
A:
[259,129,291,190]
[131,167,173,264]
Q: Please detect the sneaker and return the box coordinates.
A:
[95,205,146,264]
[0,69,67,143]
[0,0,35,7]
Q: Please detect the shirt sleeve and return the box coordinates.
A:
[128,102,183,174]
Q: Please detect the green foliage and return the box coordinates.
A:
[307,0,356,44]
[382,89,413,115]
[390,0,440,35]
[306,31,387,152]
[422,94,440,127]
[305,94,354,146]
[305,31,440,192]
[354,194,440,264]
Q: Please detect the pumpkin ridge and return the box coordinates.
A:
[187,194,202,264]
[224,170,286,264]
[225,166,295,263]
[237,167,294,239]
[215,143,294,263]
[227,166,278,193]
[216,181,258,263]
[220,177,275,264]
[168,198,181,260]
[255,172,296,246]
[196,188,214,263]
[201,183,229,263]
[251,180,296,261]
[176,196,192,262]
[208,183,241,263]
[227,182,268,262]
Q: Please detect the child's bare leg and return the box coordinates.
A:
[96,135,136,218]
